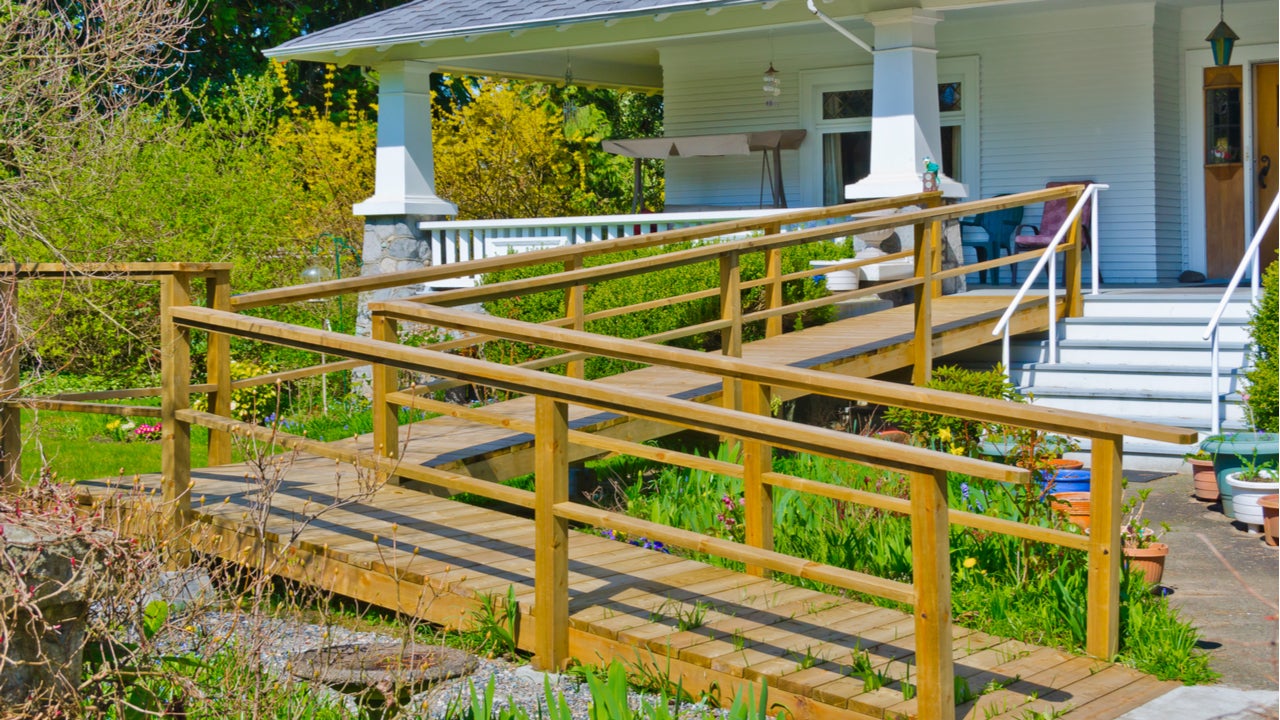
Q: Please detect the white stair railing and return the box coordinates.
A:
[1203,194,1280,435]
[992,184,1109,372]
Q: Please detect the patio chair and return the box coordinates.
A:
[959,197,1023,284]
[1014,180,1098,283]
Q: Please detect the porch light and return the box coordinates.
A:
[1206,0,1238,67]
[763,63,781,106]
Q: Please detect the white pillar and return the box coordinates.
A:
[353,60,457,217]
[846,9,966,199]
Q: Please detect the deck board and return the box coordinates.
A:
[77,292,1171,720]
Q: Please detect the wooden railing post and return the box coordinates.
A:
[762,223,784,339]
[0,276,19,492]
[910,469,954,720]
[720,252,743,412]
[912,223,935,386]
[564,257,585,380]
[1063,200,1085,319]
[534,394,569,670]
[742,380,773,577]
[1087,433,1123,659]
[205,269,232,466]
[160,273,193,565]
[372,314,401,484]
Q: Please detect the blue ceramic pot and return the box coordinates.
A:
[1037,468,1091,494]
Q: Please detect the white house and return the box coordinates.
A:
[266,0,1279,285]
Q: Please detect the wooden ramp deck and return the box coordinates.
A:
[78,291,1177,720]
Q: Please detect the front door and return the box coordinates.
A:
[1255,62,1278,271]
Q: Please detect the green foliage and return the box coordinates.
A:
[481,241,842,380]
[1245,262,1278,432]
[467,585,522,659]
[191,360,286,422]
[611,442,1217,684]
[882,366,1024,455]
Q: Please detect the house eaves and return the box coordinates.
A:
[263,0,757,60]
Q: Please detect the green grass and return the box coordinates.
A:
[18,409,212,482]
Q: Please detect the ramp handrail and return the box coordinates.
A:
[1203,194,1280,434]
[991,183,1108,370]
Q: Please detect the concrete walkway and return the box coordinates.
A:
[1119,471,1278,719]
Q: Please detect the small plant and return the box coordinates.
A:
[1243,261,1278,433]
[468,585,521,658]
[899,664,916,701]
[1233,456,1278,483]
[883,366,1024,456]
[954,675,978,704]
[132,421,163,442]
[1120,488,1170,549]
[1183,448,1212,462]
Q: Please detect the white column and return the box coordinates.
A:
[353,60,457,217]
[846,9,966,199]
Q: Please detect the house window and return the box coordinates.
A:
[819,83,965,205]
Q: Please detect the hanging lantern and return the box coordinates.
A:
[763,63,781,107]
[562,55,579,127]
[1206,0,1238,67]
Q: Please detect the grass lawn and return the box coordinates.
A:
[18,408,211,482]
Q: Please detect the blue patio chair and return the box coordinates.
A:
[959,198,1024,284]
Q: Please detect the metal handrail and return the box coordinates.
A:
[991,184,1108,371]
[1203,194,1280,435]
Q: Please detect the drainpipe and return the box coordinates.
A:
[806,0,874,54]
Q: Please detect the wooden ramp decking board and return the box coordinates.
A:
[76,291,1177,720]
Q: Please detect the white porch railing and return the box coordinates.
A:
[418,209,847,287]
[992,184,1109,372]
[1203,194,1280,435]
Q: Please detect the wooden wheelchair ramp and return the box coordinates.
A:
[75,291,1176,720]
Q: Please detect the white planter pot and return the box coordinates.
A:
[809,260,859,293]
[1226,470,1280,527]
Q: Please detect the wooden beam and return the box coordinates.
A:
[763,224,783,339]
[3,399,161,417]
[0,262,232,279]
[0,277,18,491]
[160,273,193,566]
[564,257,585,380]
[742,381,773,577]
[721,252,743,414]
[1087,434,1123,660]
[206,270,233,466]
[534,395,570,670]
[910,469,954,720]
[371,315,401,485]
[912,223,934,386]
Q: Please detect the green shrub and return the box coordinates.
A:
[1245,262,1278,433]
[882,365,1024,455]
[480,239,845,379]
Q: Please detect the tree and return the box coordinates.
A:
[0,0,194,260]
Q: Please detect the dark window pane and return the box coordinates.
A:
[938,82,962,112]
[822,90,873,119]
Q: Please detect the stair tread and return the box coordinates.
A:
[1026,387,1244,401]
[1018,338,1249,350]
[1063,316,1248,326]
[1011,362,1246,375]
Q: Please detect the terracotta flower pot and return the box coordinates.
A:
[1187,458,1218,501]
[1048,458,1084,471]
[1259,494,1279,547]
[1049,491,1091,531]
[875,429,911,445]
[1123,542,1168,585]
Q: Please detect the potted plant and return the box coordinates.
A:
[1184,449,1218,501]
[1201,432,1280,517]
[1121,487,1170,585]
[1259,494,1279,547]
[1049,491,1091,531]
[1224,459,1279,530]
[809,238,859,293]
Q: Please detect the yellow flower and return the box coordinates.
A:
[937,427,952,442]
[949,445,966,456]
[963,557,977,569]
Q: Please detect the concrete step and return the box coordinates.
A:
[1010,363,1247,394]
[1028,388,1245,425]
[1080,293,1254,320]
[953,338,1251,368]
[1059,316,1250,343]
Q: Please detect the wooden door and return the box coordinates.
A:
[1205,66,1245,278]
[1255,62,1278,271]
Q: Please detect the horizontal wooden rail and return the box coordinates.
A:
[175,409,536,509]
[372,300,1197,445]
[170,305,1026,483]
[0,262,232,279]
[391,391,1090,552]
[230,193,944,310]
[552,500,916,605]
[3,398,162,418]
